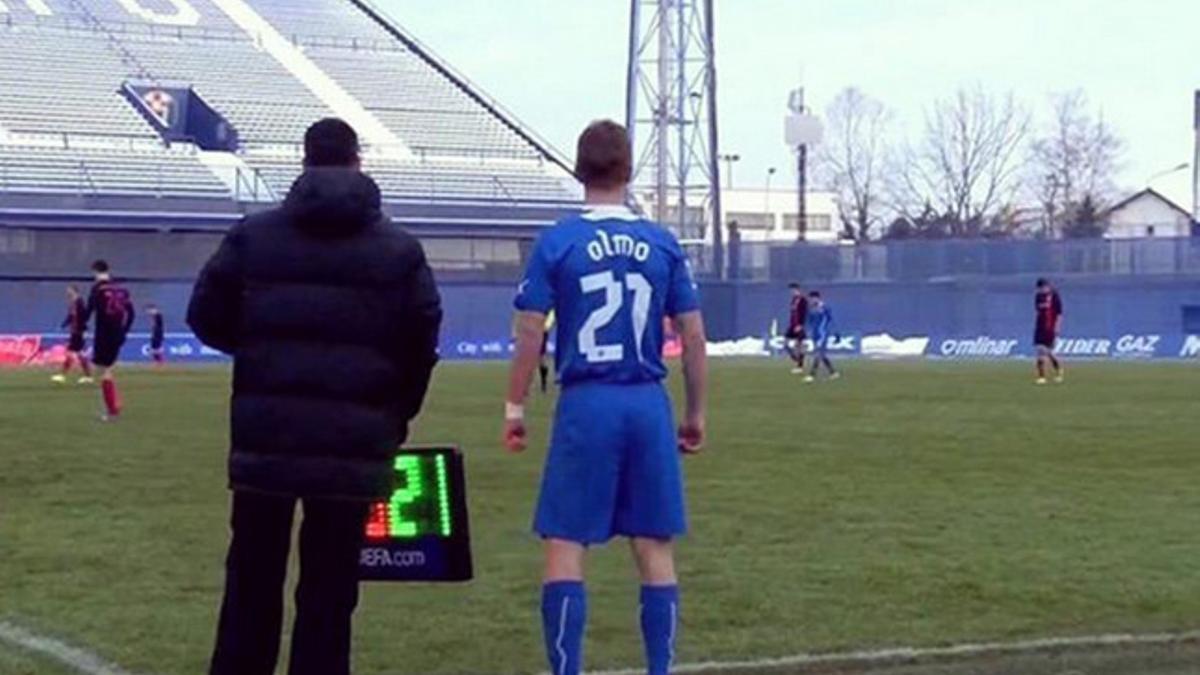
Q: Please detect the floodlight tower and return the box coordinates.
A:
[1193,89,1199,220]
[625,0,722,264]
[785,87,822,241]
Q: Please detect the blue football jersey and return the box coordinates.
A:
[806,304,835,342]
[514,205,700,386]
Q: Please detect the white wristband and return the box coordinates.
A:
[505,402,525,421]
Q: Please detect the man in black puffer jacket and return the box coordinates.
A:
[189,119,441,675]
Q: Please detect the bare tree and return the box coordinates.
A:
[893,87,1030,236]
[818,88,891,241]
[1028,90,1124,237]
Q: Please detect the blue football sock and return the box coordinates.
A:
[640,585,679,675]
[542,581,587,675]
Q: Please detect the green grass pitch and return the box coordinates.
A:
[1,359,1198,674]
[0,644,73,675]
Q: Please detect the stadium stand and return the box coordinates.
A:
[2,1,1195,356]
[29,0,244,32]
[0,0,580,349]
[248,154,571,202]
[305,46,538,159]
[0,23,155,138]
[0,141,229,197]
[119,32,334,144]
[0,0,578,207]
[249,0,393,42]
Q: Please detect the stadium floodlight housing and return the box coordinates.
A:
[625,0,723,273]
[784,87,822,241]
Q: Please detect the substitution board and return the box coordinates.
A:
[359,446,473,582]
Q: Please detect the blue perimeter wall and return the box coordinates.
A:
[704,277,1200,347]
[3,276,1200,361]
[1,280,518,361]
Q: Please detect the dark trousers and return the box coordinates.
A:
[210,492,369,675]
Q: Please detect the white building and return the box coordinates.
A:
[633,188,842,245]
[1104,188,1196,239]
[720,188,841,244]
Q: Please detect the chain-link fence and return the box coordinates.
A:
[712,237,1200,283]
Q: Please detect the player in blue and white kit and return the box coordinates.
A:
[804,290,840,383]
[504,120,709,675]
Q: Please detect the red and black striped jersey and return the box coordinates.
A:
[1035,289,1063,333]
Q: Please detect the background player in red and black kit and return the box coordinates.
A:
[53,285,94,384]
[147,304,166,366]
[786,282,809,373]
[1034,277,1064,384]
[85,260,135,420]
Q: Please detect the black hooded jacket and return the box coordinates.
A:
[188,169,442,499]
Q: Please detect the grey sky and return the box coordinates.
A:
[377,0,1200,207]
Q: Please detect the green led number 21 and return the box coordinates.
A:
[388,454,453,538]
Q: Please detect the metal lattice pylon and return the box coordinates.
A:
[625,0,722,250]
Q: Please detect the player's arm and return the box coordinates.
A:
[505,310,547,446]
[674,310,708,453]
[665,237,707,453]
[1054,293,1064,334]
[503,234,555,452]
[187,224,244,354]
[503,311,546,452]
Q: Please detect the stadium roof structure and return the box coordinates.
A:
[0,0,582,238]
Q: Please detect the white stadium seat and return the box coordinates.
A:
[0,0,575,203]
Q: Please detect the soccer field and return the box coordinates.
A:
[1,359,1198,674]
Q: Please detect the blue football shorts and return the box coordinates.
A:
[811,335,830,355]
[534,381,687,544]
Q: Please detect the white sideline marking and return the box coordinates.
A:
[586,629,1200,674]
[0,621,138,675]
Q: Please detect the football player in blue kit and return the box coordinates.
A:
[803,291,840,383]
[503,120,709,675]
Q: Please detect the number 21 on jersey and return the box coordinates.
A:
[578,270,652,364]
